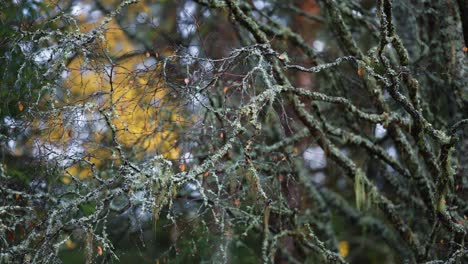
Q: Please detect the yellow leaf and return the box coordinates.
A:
[61,176,71,184]
[18,102,24,111]
[65,239,76,249]
[338,241,349,257]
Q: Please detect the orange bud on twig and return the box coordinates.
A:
[357,68,364,76]
[97,245,103,256]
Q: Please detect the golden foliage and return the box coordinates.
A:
[37,10,181,181]
[18,102,24,112]
[338,240,349,257]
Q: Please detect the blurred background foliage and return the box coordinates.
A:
[0,0,467,263]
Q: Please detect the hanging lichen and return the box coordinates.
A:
[354,169,367,211]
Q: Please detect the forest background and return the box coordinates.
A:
[0,0,467,263]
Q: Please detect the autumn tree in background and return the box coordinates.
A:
[1,0,467,263]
